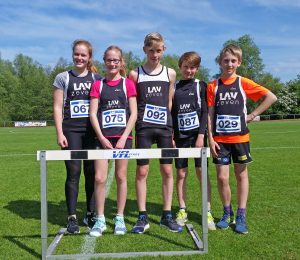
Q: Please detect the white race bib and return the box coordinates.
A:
[178,111,199,131]
[143,104,167,125]
[216,114,241,133]
[70,100,90,118]
[102,109,126,128]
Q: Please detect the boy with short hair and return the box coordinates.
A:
[129,32,182,233]
[207,44,277,234]
[172,51,216,230]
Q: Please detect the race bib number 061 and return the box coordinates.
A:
[143,104,167,125]
[70,100,90,118]
[216,115,241,133]
[102,109,126,128]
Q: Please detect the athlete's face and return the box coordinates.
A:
[72,44,90,71]
[143,41,165,65]
[104,49,122,77]
[180,60,199,80]
[220,51,241,78]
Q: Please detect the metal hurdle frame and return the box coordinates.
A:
[38,148,210,259]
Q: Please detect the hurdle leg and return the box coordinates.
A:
[201,148,208,253]
[40,151,48,260]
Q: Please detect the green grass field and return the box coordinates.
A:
[0,120,300,259]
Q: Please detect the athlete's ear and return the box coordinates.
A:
[143,46,146,53]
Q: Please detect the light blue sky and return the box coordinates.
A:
[0,0,299,82]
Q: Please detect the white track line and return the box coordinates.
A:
[80,160,115,257]
[0,153,35,157]
[252,146,300,150]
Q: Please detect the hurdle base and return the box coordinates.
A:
[44,226,207,259]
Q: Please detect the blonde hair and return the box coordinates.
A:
[72,39,98,73]
[144,32,165,47]
[217,44,242,65]
[178,51,201,68]
[103,45,126,77]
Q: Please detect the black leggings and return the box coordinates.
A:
[63,129,95,215]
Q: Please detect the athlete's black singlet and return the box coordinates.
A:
[97,78,131,137]
[213,76,249,136]
[136,66,172,130]
[62,71,98,131]
[172,79,206,139]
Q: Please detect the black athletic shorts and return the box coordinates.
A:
[174,136,206,169]
[136,127,173,165]
[212,142,253,165]
[95,137,132,150]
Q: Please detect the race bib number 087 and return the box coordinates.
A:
[70,100,90,118]
[216,115,241,133]
[178,111,199,131]
[143,104,167,125]
[102,109,126,128]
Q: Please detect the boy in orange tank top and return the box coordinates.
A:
[207,44,277,234]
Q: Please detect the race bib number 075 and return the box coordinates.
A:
[70,100,90,118]
[216,115,241,133]
[143,104,167,125]
[102,109,126,128]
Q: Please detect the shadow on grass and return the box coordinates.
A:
[2,234,41,259]
[3,198,202,257]
[4,197,203,226]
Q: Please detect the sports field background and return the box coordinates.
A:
[0,120,299,259]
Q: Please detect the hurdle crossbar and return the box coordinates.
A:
[38,148,209,259]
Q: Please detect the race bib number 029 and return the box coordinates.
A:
[178,111,199,131]
[102,109,126,128]
[143,104,167,125]
[70,100,90,118]
[216,115,241,133]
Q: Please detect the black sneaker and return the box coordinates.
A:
[67,216,80,234]
[83,212,96,229]
[160,214,183,233]
[132,215,150,234]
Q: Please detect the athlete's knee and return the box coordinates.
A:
[136,165,149,179]
[160,164,173,178]
[94,173,107,185]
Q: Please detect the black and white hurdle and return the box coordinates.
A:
[38,148,210,259]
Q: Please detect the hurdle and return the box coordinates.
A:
[38,148,210,259]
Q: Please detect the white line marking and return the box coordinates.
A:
[264,131,298,134]
[106,160,115,198]
[252,146,300,150]
[0,153,35,157]
[80,160,115,256]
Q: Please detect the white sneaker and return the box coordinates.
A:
[89,216,107,237]
[207,211,216,231]
[114,215,127,235]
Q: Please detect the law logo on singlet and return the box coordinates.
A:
[216,114,241,133]
[143,104,167,125]
[102,109,126,128]
[70,100,90,118]
[178,111,200,131]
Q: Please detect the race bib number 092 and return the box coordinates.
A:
[216,115,241,133]
[70,100,90,118]
[102,109,126,128]
[143,104,167,125]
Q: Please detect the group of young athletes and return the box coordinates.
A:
[53,32,277,237]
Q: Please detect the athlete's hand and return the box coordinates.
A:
[100,137,113,149]
[57,133,68,148]
[209,139,220,158]
[115,136,127,149]
[195,135,204,148]
[172,139,176,148]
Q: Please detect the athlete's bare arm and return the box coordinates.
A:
[168,68,176,111]
[53,88,68,148]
